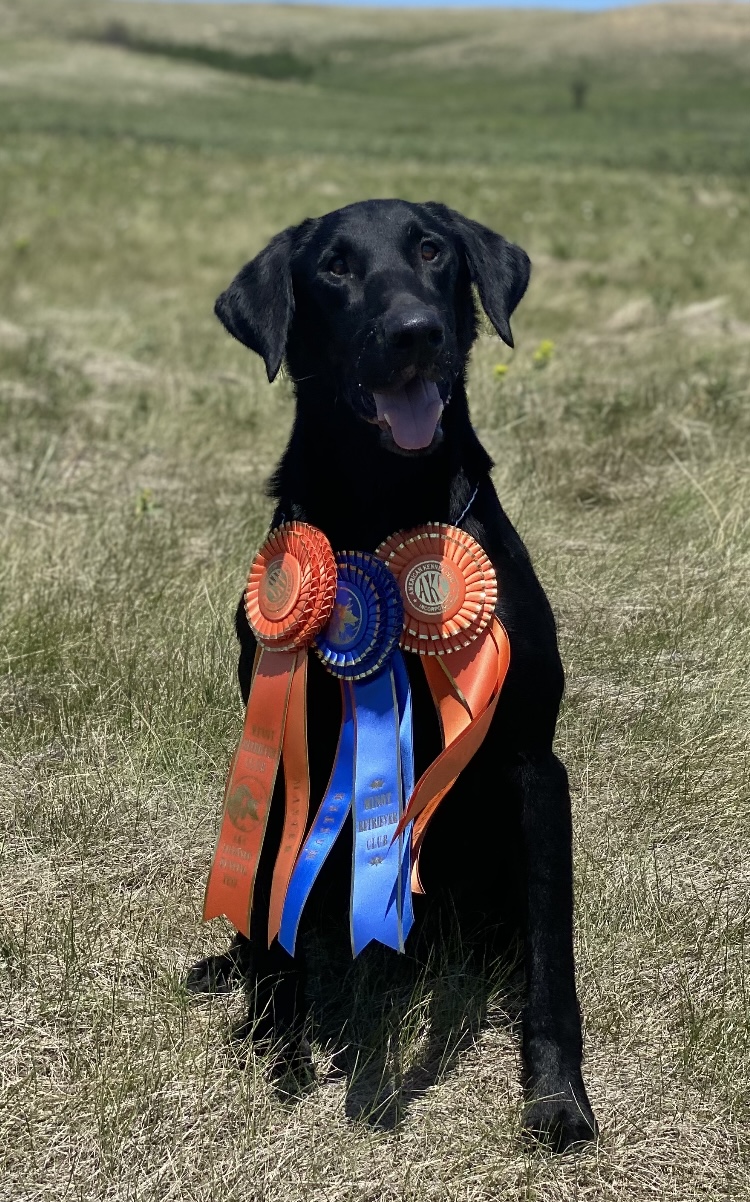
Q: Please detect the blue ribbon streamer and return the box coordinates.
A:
[278,662,414,957]
[278,684,354,957]
[278,552,415,958]
[393,651,414,946]
[350,665,406,955]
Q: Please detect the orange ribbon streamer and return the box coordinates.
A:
[203,648,299,934]
[203,523,336,942]
[402,618,510,891]
[267,651,309,944]
[377,522,510,894]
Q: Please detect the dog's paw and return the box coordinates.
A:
[523,1083,598,1153]
[185,949,246,996]
[268,1036,316,1097]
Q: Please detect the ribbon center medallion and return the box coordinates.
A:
[327,582,366,650]
[258,552,303,621]
[403,556,465,622]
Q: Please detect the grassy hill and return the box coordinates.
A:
[0,3,749,1200]
[2,0,750,172]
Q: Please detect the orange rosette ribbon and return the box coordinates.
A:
[203,523,336,942]
[376,523,510,891]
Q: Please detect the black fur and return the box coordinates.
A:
[189,200,597,1150]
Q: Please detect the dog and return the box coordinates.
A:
[188,199,597,1151]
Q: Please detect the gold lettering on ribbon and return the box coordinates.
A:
[363,791,393,811]
[240,738,274,758]
[366,834,391,850]
[356,810,399,832]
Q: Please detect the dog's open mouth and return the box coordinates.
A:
[369,377,444,452]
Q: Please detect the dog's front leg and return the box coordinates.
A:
[514,750,597,1151]
[186,930,253,996]
[187,932,312,1082]
[245,938,313,1084]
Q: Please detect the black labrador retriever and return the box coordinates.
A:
[188,199,597,1151]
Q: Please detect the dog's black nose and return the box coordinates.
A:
[383,307,445,354]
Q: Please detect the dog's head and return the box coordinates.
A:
[215,199,530,455]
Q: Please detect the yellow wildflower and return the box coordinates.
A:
[533,339,555,368]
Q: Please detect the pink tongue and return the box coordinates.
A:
[372,378,443,450]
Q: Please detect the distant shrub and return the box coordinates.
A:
[92,24,316,83]
[571,77,589,110]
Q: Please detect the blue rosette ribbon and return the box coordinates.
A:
[278,552,414,957]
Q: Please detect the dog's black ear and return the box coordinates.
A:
[214,227,296,381]
[424,203,531,348]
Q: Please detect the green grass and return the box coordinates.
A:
[1,2,749,1198]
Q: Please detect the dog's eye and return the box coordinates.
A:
[421,240,439,262]
[327,255,348,276]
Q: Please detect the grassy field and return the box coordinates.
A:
[1,1,749,1197]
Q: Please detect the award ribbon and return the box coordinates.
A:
[203,523,336,941]
[376,523,511,891]
[278,552,414,957]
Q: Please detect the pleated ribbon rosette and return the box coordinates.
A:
[278,552,414,957]
[376,523,511,892]
[203,522,336,941]
[203,520,510,956]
